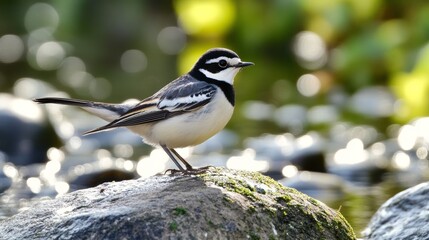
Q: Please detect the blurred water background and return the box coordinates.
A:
[1,1,429,237]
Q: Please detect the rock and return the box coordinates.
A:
[0,167,355,240]
[0,163,12,194]
[0,94,59,166]
[68,168,136,190]
[290,151,327,173]
[363,182,429,239]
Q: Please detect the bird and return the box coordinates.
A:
[34,48,253,172]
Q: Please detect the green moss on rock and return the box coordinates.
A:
[172,207,187,216]
[198,167,356,240]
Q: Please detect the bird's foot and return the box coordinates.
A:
[164,165,212,175]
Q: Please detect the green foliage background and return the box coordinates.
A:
[1,0,429,136]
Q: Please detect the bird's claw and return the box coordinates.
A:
[164,166,212,175]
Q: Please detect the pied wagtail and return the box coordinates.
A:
[34,48,253,172]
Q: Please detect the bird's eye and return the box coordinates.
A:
[218,59,228,68]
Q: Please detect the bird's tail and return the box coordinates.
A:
[33,97,130,122]
[34,97,96,107]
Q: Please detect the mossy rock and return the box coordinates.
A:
[0,167,355,239]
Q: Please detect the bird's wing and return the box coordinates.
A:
[84,82,217,135]
[157,82,217,111]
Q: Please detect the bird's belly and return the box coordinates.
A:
[132,96,234,148]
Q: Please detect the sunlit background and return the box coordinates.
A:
[1,0,429,237]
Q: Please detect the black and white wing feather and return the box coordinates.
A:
[157,82,216,111]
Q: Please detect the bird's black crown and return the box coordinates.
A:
[189,48,240,78]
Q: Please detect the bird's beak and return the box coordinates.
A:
[235,61,254,68]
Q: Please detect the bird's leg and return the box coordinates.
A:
[160,144,185,172]
[161,145,210,175]
[170,148,194,170]
[170,148,212,174]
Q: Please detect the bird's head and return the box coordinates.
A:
[189,48,253,85]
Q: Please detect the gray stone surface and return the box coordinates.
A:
[0,167,355,240]
[363,182,429,240]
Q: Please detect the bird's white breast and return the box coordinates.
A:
[128,90,234,148]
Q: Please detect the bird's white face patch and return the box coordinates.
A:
[199,68,241,84]
[199,57,242,84]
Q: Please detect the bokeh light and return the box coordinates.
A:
[136,149,169,178]
[120,49,147,73]
[293,31,327,69]
[226,149,269,172]
[35,41,66,70]
[157,26,187,55]
[397,125,417,151]
[242,101,274,121]
[113,144,134,159]
[334,138,368,165]
[67,71,93,90]
[123,160,135,172]
[89,77,112,100]
[45,159,61,174]
[13,77,54,99]
[3,163,19,179]
[26,177,42,194]
[416,147,428,160]
[392,151,411,170]
[296,74,321,97]
[57,57,87,84]
[174,0,235,37]
[370,142,386,157]
[282,165,298,178]
[55,181,70,195]
[307,105,339,125]
[0,35,24,63]
[0,94,43,123]
[24,3,59,32]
